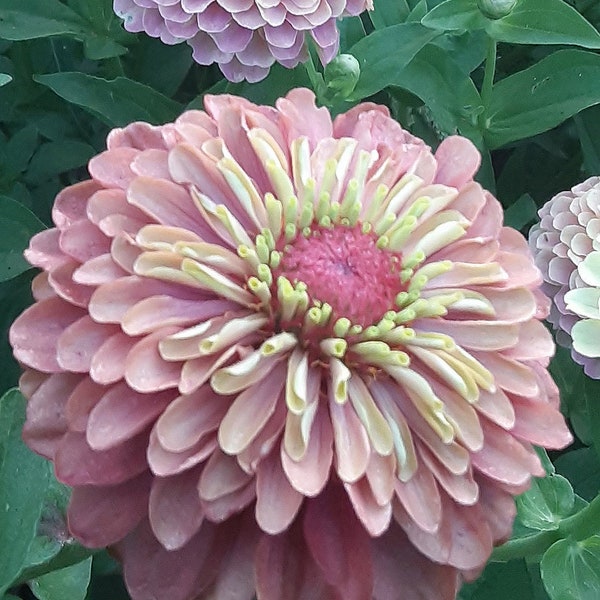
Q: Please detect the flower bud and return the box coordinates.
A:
[324,54,360,98]
[477,0,517,19]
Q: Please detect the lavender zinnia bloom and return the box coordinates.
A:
[113,0,371,82]
[530,176,600,378]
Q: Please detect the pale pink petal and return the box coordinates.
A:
[87,384,172,450]
[54,430,149,486]
[10,297,85,372]
[149,468,204,550]
[434,136,480,190]
[256,450,303,534]
[304,485,374,599]
[68,472,151,547]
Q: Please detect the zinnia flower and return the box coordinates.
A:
[530,176,600,378]
[10,89,572,600]
[113,0,370,83]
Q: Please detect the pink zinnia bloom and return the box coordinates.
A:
[530,176,600,378]
[113,0,370,83]
[11,89,572,600]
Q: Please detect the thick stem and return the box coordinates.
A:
[492,493,600,562]
[481,36,497,108]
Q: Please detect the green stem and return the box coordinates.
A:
[491,530,559,563]
[481,36,497,108]
[492,493,600,562]
[560,492,600,541]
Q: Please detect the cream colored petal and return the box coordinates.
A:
[218,362,286,455]
[181,258,254,306]
[347,376,394,457]
[285,348,309,415]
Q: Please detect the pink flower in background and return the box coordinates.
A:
[530,176,600,379]
[11,89,572,600]
[113,0,370,83]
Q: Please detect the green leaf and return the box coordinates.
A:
[555,448,600,502]
[459,559,549,600]
[422,0,489,31]
[223,62,311,107]
[516,474,576,531]
[487,0,600,48]
[486,49,600,148]
[34,73,182,127]
[0,74,11,87]
[0,196,45,282]
[0,0,87,41]
[348,23,440,99]
[387,44,483,137]
[0,389,51,595]
[541,536,600,600]
[503,193,538,230]
[370,0,410,28]
[29,557,92,600]
[550,346,591,444]
[575,105,600,176]
[26,141,95,183]
[423,0,600,48]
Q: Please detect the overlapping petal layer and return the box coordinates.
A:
[113,0,370,82]
[11,89,572,600]
[530,176,600,378]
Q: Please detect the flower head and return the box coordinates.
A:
[530,176,600,378]
[113,0,370,82]
[11,89,572,600]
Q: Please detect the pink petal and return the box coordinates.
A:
[119,520,217,600]
[68,472,151,547]
[57,316,118,373]
[344,477,392,536]
[10,297,85,372]
[65,377,109,432]
[395,493,493,570]
[218,362,285,454]
[124,327,182,393]
[149,468,204,550]
[122,296,235,336]
[73,254,127,285]
[48,260,94,307]
[372,521,460,600]
[329,398,370,483]
[255,526,337,600]
[471,420,544,484]
[54,430,149,486]
[88,147,139,189]
[304,485,374,599]
[22,372,81,459]
[58,219,111,263]
[53,180,101,228]
[87,383,172,450]
[90,331,137,385]
[434,136,480,190]
[155,386,227,453]
[510,395,573,449]
[281,403,333,497]
[393,464,442,534]
[198,449,252,502]
[210,512,260,600]
[25,229,69,271]
[256,450,303,534]
[147,428,217,477]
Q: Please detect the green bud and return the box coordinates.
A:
[477,0,518,19]
[324,54,360,98]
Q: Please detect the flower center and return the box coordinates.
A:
[275,225,404,328]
